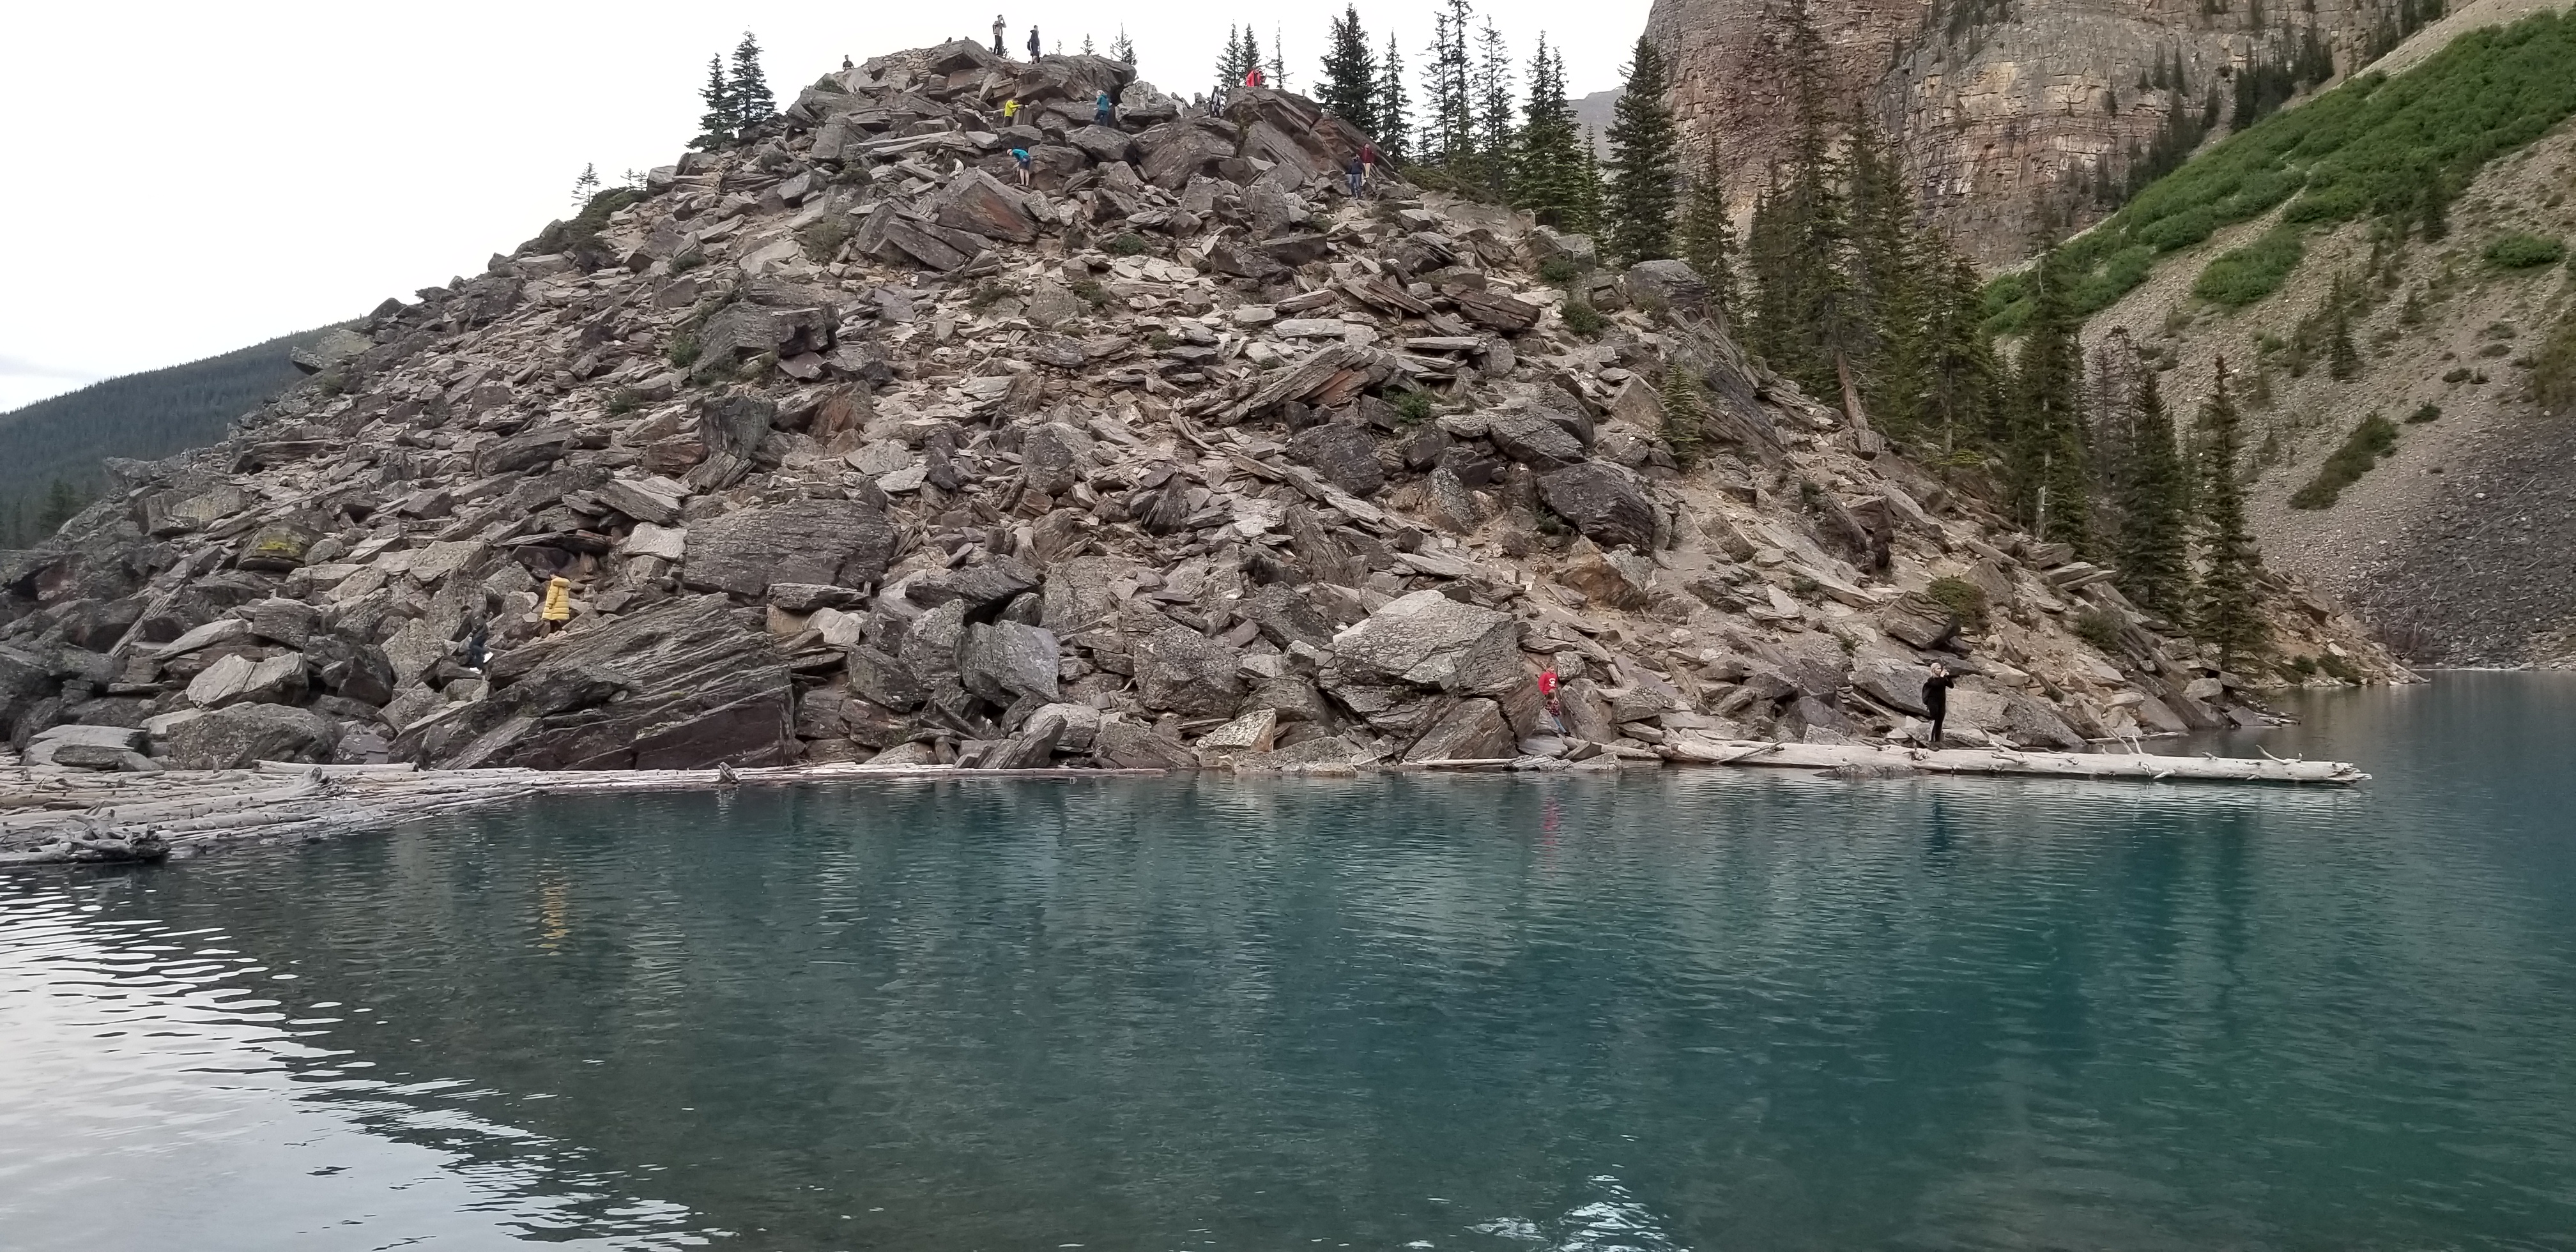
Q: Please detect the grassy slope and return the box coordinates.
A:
[1988,9,2576,330]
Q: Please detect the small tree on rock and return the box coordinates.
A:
[2114,370,2192,616]
[1660,362,1707,469]
[691,54,733,151]
[727,33,776,131]
[1676,137,1736,317]
[570,163,600,207]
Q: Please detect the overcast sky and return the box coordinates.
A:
[0,0,1650,413]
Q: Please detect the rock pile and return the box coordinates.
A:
[0,42,2408,780]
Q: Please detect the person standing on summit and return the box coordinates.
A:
[1028,26,1042,59]
[992,15,1007,56]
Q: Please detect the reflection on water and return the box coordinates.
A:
[2,672,2573,1251]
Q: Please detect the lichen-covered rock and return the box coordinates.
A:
[682,498,896,598]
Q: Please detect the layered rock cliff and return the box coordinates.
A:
[1647,0,2439,264]
[0,40,2405,783]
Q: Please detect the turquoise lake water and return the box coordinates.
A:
[4,671,2573,1251]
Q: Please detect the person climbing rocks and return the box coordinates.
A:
[1922,662,1955,747]
[1028,26,1041,59]
[1094,88,1114,128]
[540,574,574,636]
[992,14,1007,55]
[1538,662,1565,735]
[1010,146,1033,187]
[461,617,490,673]
[1360,140,1379,190]
[1001,96,1023,125]
[1345,154,1365,199]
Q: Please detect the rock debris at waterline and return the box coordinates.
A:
[0,732,2372,866]
[0,39,2405,797]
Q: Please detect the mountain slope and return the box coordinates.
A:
[1647,0,2457,264]
[0,330,328,510]
[0,40,2403,781]
[2071,15,2576,665]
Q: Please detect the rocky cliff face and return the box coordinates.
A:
[0,40,2405,779]
[1648,0,2428,264]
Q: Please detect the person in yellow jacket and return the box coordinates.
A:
[540,574,574,635]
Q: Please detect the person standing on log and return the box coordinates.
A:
[1922,662,1954,747]
[540,574,574,636]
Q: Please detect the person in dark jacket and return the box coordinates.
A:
[1028,26,1042,59]
[1922,662,1955,747]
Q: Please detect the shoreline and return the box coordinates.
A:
[0,729,2372,867]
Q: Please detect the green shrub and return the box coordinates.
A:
[2483,232,2567,269]
[1070,279,1113,307]
[1537,256,1583,284]
[2195,229,2307,307]
[797,213,851,263]
[665,334,701,367]
[1926,576,1991,633]
[2138,208,2218,252]
[2316,651,2362,682]
[1390,390,1436,425]
[1105,233,1149,257]
[2288,413,2399,508]
[2073,608,2126,653]
[2405,402,2442,423]
[2281,181,2371,225]
[606,388,644,416]
[1560,300,1606,338]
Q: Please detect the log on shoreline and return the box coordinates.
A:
[1655,737,2370,784]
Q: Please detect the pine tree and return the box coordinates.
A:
[1473,20,1516,197]
[1920,247,2005,457]
[1746,0,1855,400]
[35,478,83,535]
[1111,27,1136,65]
[2115,369,2192,616]
[1661,362,1707,469]
[1677,136,1737,315]
[570,163,600,207]
[1512,38,1586,228]
[727,33,776,130]
[2327,309,2361,379]
[2418,174,2450,241]
[1376,34,1413,163]
[1082,34,1096,55]
[2009,247,2092,551]
[1846,110,1913,397]
[1602,37,1680,265]
[1319,6,1379,135]
[1421,1,1476,171]
[691,54,734,151]
[1268,24,1289,89]
[2192,358,2267,665]
[1570,128,1607,234]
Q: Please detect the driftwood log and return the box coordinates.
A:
[1655,737,2369,784]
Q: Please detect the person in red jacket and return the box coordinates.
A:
[1359,140,1379,190]
[1244,65,1265,88]
[1538,663,1564,735]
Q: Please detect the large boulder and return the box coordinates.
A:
[393,595,795,770]
[1284,422,1384,498]
[957,622,1061,706]
[1483,409,1585,468]
[1537,462,1657,552]
[1324,590,1522,697]
[1402,698,1514,762]
[929,169,1039,243]
[164,704,340,770]
[1137,120,1236,189]
[1066,124,1140,165]
[186,652,308,708]
[682,498,896,597]
[907,556,1042,617]
[1624,259,1711,319]
[1021,421,1096,494]
[1134,623,1245,717]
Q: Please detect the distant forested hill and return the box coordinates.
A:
[0,330,325,544]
